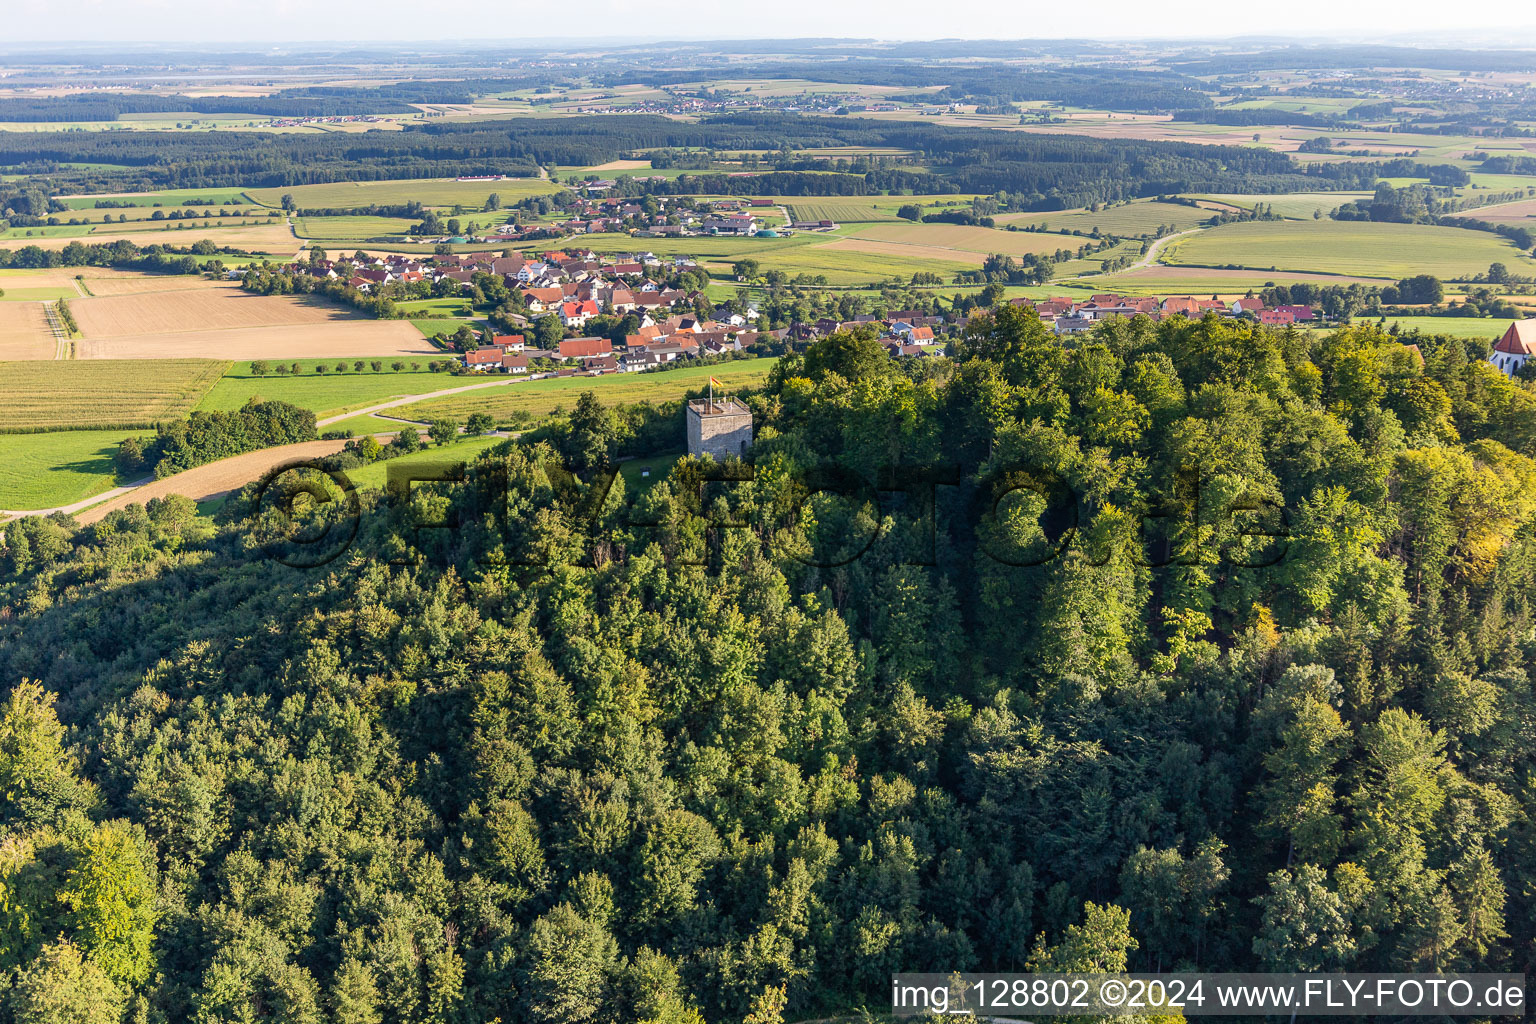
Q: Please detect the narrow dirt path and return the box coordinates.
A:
[71,438,359,526]
[1125,227,1201,271]
[316,376,534,426]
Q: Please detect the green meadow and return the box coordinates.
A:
[1161,220,1536,279]
[197,362,452,417]
[398,358,777,424]
[0,429,138,510]
[246,177,560,210]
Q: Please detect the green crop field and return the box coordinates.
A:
[293,215,421,240]
[1184,192,1375,219]
[998,200,1214,237]
[1160,220,1536,279]
[786,194,983,224]
[0,429,139,510]
[786,200,900,223]
[55,187,255,210]
[1340,315,1511,341]
[753,244,972,284]
[0,359,228,432]
[0,286,78,301]
[196,362,452,417]
[246,177,560,210]
[398,358,777,424]
[544,229,970,284]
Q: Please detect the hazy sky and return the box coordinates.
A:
[7,0,1536,46]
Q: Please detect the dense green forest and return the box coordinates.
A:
[3,114,1328,209]
[3,312,1535,1023]
[0,81,563,122]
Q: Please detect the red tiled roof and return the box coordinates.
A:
[559,337,613,359]
[1493,319,1536,355]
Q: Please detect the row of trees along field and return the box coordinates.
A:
[2,311,1536,1023]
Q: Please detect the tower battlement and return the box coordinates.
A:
[686,397,753,460]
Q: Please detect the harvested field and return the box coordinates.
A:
[3,222,300,255]
[73,283,358,338]
[76,321,436,361]
[59,279,440,360]
[0,359,227,431]
[581,159,653,172]
[76,273,223,297]
[1446,198,1536,223]
[815,236,992,267]
[0,302,56,360]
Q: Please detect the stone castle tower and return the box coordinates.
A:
[687,397,753,460]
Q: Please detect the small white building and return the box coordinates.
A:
[1489,319,1536,376]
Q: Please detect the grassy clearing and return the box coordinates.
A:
[1161,220,1536,279]
[0,359,228,432]
[197,362,451,416]
[343,435,506,491]
[620,453,683,495]
[399,359,777,424]
[246,177,559,210]
[0,429,138,510]
[395,298,479,317]
[315,413,409,436]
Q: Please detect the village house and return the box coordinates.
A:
[559,336,613,361]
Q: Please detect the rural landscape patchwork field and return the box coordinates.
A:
[5,25,1536,1024]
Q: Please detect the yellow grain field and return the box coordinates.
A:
[0,359,228,430]
[76,322,437,361]
[69,280,440,360]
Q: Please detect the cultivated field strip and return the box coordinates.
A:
[0,302,55,360]
[72,283,364,337]
[0,359,229,431]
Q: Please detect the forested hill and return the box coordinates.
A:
[7,114,1321,206]
[3,313,1536,1022]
